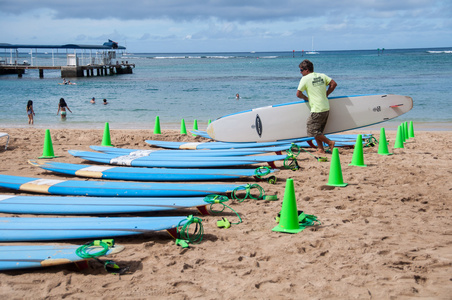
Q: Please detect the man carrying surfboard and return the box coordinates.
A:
[296,59,337,154]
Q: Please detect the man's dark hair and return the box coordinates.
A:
[299,60,314,72]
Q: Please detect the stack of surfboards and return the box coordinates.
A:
[0,94,413,271]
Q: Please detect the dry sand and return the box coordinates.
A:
[0,127,451,299]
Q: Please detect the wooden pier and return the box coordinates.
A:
[0,62,135,78]
[0,40,133,78]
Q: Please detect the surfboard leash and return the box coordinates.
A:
[231,183,277,202]
[364,135,378,147]
[288,143,328,163]
[176,215,204,247]
[253,166,278,184]
[281,144,303,169]
[75,239,112,258]
[75,239,129,275]
[203,194,242,229]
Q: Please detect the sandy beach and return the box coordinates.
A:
[0,127,451,299]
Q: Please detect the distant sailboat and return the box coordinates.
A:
[121,41,133,57]
[305,37,319,55]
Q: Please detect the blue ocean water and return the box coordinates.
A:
[0,47,451,130]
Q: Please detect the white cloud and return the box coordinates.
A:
[0,0,451,52]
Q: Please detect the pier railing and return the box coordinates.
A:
[0,51,134,78]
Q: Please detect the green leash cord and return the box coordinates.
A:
[204,194,242,225]
[232,183,278,201]
[76,240,129,274]
[365,135,378,147]
[283,143,302,170]
[254,166,277,184]
[286,143,302,157]
[75,239,112,259]
[289,143,327,162]
[232,183,263,202]
[177,215,204,244]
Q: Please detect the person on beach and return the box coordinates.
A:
[57,98,72,120]
[103,99,108,105]
[91,97,96,104]
[296,59,337,154]
[26,100,35,125]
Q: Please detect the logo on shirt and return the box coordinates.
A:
[312,76,325,87]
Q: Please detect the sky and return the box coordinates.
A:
[1,0,451,53]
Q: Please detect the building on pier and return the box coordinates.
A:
[0,40,134,78]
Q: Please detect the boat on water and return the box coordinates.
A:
[305,37,319,55]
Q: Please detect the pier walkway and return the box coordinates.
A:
[0,62,135,78]
[0,40,134,78]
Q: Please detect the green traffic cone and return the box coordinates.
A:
[154,116,161,134]
[207,119,212,126]
[101,122,113,147]
[327,148,348,187]
[394,125,404,149]
[192,119,198,136]
[39,129,57,159]
[403,122,408,142]
[272,178,305,234]
[408,121,415,138]
[378,128,392,155]
[180,119,187,135]
[402,124,407,143]
[349,134,367,167]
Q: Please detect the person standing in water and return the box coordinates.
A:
[57,98,72,120]
[26,100,35,125]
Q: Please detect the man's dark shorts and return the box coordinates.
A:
[307,111,329,136]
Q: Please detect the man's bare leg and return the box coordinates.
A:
[314,135,335,154]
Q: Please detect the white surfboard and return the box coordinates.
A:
[207,94,413,142]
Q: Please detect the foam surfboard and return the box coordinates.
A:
[206,94,413,142]
[0,216,191,242]
[29,161,276,181]
[144,133,369,150]
[0,244,124,271]
[0,174,242,197]
[144,138,313,150]
[89,145,290,156]
[191,130,374,142]
[68,150,286,168]
[191,132,374,142]
[0,195,211,215]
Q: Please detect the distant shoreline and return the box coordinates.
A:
[1,120,450,132]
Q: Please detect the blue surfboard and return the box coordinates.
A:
[144,134,368,150]
[29,161,276,181]
[145,138,313,150]
[191,131,373,142]
[69,150,286,168]
[89,145,291,156]
[0,216,191,242]
[0,174,242,197]
[0,195,211,215]
[0,244,124,271]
